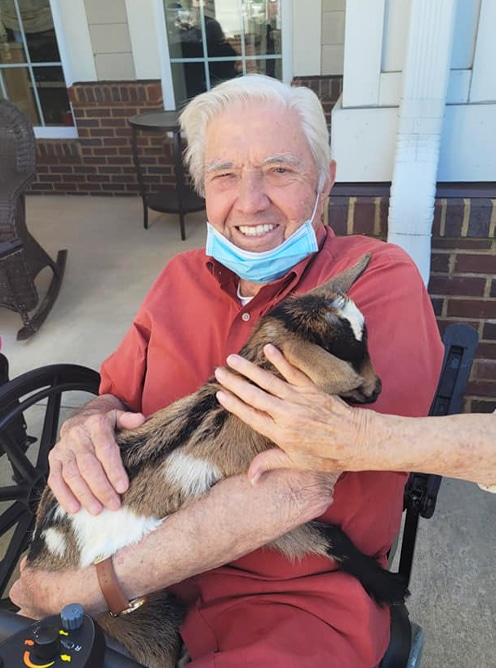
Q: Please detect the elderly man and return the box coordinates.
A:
[11,74,444,668]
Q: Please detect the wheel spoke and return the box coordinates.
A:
[0,484,28,504]
[0,432,37,485]
[0,504,34,597]
[37,387,62,472]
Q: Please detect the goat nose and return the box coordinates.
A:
[368,379,382,402]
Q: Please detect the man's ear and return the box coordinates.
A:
[320,160,336,200]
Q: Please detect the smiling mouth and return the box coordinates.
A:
[238,224,277,237]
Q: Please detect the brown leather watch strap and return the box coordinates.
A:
[95,556,130,616]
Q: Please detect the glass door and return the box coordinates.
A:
[163,0,283,108]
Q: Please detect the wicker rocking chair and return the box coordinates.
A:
[0,99,67,340]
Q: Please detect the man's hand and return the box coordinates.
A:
[48,395,145,515]
[9,557,105,619]
[214,344,372,482]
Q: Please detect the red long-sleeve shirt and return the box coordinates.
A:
[100,224,443,667]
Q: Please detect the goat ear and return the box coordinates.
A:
[279,339,363,395]
[331,253,372,294]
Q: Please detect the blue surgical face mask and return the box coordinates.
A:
[206,194,321,283]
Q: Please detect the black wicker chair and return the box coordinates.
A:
[0,99,67,340]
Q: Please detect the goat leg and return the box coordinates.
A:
[307,521,410,606]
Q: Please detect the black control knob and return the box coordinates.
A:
[61,603,85,631]
[33,624,60,661]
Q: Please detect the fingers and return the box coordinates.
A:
[216,387,276,441]
[48,410,142,515]
[248,448,293,484]
[260,344,315,386]
[224,345,313,394]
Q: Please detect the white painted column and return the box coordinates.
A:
[387,0,457,285]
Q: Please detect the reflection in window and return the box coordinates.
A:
[0,0,72,126]
[164,0,282,108]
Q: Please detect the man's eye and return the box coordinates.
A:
[270,167,289,175]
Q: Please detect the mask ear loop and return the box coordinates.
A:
[308,191,322,226]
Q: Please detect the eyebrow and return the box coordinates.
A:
[263,153,304,168]
[205,153,304,174]
[205,160,234,174]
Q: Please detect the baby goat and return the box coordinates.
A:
[27,253,408,668]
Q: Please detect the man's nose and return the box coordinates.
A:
[235,171,270,215]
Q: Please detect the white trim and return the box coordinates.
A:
[331,100,496,183]
[125,0,161,80]
[34,126,78,140]
[470,0,496,102]
[281,0,293,83]
[445,69,472,105]
[439,103,496,181]
[331,100,398,181]
[341,0,386,108]
[49,0,96,86]
[291,0,317,78]
[153,0,175,109]
[379,69,472,107]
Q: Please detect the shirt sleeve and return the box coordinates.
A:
[99,320,150,413]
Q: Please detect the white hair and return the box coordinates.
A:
[179,74,331,197]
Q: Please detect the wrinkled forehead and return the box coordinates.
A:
[204,99,313,165]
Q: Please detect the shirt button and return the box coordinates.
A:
[241,312,250,322]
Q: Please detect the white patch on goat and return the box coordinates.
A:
[69,507,162,568]
[165,451,222,497]
[337,298,364,342]
[42,527,68,559]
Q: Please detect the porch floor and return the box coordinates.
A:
[1,195,495,667]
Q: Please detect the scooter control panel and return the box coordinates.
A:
[0,603,105,667]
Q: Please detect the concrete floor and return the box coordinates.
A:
[1,195,495,667]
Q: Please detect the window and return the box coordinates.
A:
[0,0,72,127]
[163,0,283,108]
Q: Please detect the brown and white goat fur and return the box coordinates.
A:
[27,253,408,668]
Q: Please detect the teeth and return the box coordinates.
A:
[239,224,276,237]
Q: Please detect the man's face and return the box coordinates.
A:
[204,100,334,253]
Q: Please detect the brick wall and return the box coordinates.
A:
[29,77,343,196]
[292,75,343,125]
[30,81,174,196]
[329,194,496,413]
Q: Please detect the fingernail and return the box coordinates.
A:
[115,479,128,493]
[107,497,121,511]
[88,502,103,516]
[226,354,240,367]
